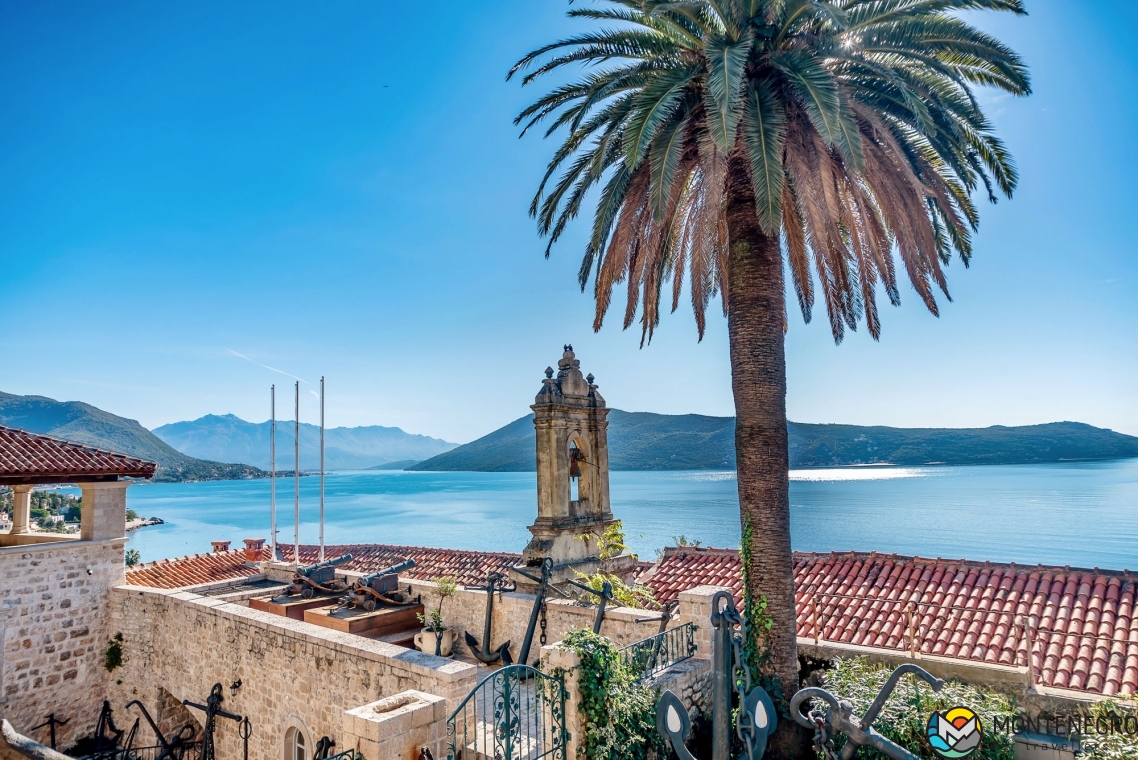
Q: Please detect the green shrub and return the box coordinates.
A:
[1075,699,1138,760]
[820,657,1016,760]
[557,628,663,760]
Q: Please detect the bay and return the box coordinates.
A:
[116,459,1138,571]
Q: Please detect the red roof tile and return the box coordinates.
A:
[126,543,521,591]
[274,544,521,588]
[125,549,262,589]
[0,425,156,484]
[638,547,1138,698]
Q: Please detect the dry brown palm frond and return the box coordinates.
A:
[781,180,812,323]
[837,174,881,338]
[810,130,858,331]
[785,120,847,340]
[638,155,693,344]
[860,136,939,315]
[849,177,899,306]
[685,132,729,335]
[671,173,696,314]
[594,166,652,331]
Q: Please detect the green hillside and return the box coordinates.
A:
[0,392,265,482]
[409,411,1138,471]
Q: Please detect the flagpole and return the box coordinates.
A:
[319,376,325,563]
[270,385,276,562]
[294,380,300,566]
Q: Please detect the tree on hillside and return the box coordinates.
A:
[511,0,1027,751]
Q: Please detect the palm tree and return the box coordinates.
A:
[510,0,1027,744]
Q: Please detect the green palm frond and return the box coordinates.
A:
[512,0,1028,343]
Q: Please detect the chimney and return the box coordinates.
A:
[211,540,231,553]
[244,538,267,562]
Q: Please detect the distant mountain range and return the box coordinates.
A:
[152,414,457,471]
[0,392,264,482]
[409,411,1138,471]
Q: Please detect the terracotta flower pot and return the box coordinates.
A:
[414,627,456,657]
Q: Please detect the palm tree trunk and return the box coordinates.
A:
[724,153,808,757]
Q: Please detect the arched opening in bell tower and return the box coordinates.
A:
[568,436,592,518]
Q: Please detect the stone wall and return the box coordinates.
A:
[105,585,478,760]
[0,538,126,750]
[405,578,664,664]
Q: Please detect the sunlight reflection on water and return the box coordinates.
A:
[789,467,932,482]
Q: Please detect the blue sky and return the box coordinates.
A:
[1,0,1135,443]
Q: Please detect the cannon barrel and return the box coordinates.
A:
[297,553,354,577]
[356,558,415,586]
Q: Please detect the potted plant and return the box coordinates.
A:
[414,576,458,656]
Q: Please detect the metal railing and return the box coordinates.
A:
[618,622,697,682]
[76,742,202,760]
[446,664,568,760]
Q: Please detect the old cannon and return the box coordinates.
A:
[339,559,416,612]
[280,553,354,599]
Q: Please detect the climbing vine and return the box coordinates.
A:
[104,632,124,672]
[739,518,784,707]
[558,628,663,760]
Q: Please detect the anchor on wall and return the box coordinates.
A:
[183,683,248,760]
[789,664,945,760]
[464,572,516,664]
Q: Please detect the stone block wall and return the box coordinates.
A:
[105,585,478,760]
[0,538,126,750]
[405,579,662,664]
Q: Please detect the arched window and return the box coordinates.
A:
[285,726,307,760]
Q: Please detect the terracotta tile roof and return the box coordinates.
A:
[125,550,262,589]
[637,546,744,605]
[639,547,1138,697]
[126,543,521,591]
[0,425,156,484]
[274,543,521,587]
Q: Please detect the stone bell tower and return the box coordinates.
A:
[515,345,637,590]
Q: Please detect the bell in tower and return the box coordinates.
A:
[514,345,637,591]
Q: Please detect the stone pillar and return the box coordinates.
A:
[79,481,130,541]
[9,485,32,534]
[342,691,447,760]
[678,585,733,662]
[540,642,583,760]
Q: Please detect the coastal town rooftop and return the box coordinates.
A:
[0,423,155,546]
[127,541,1138,698]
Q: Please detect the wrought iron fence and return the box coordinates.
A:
[446,664,568,760]
[76,742,202,760]
[618,622,697,682]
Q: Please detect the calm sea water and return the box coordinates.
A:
[113,459,1138,570]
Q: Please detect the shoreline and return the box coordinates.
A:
[126,517,164,532]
